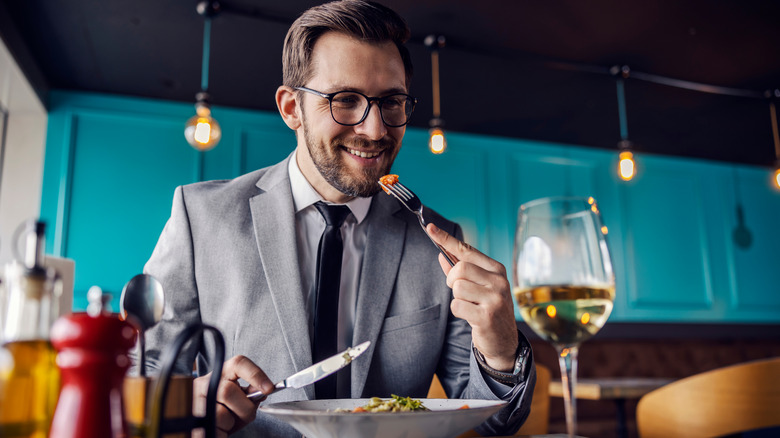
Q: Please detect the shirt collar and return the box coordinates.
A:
[288,150,372,224]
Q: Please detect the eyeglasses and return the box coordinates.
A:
[295,86,417,128]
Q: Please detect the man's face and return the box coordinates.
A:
[297,32,407,199]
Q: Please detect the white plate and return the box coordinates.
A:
[258,398,506,438]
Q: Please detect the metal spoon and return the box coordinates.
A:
[120,274,164,377]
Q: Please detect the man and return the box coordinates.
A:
[142,1,535,436]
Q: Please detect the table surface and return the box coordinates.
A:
[549,377,675,400]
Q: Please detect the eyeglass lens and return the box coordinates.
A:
[329,92,413,127]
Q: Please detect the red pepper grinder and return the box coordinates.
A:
[49,286,136,438]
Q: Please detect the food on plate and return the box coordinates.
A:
[379,174,399,194]
[334,395,430,413]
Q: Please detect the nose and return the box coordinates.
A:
[353,102,387,140]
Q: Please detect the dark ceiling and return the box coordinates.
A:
[2,0,779,166]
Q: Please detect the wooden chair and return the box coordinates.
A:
[636,357,780,438]
[427,363,551,437]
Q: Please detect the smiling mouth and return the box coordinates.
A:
[346,148,381,159]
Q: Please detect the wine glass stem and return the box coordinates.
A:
[556,345,579,438]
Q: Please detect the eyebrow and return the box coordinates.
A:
[325,85,409,95]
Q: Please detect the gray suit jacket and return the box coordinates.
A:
[142,156,535,437]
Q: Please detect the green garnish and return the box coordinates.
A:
[390,394,427,411]
[347,395,430,412]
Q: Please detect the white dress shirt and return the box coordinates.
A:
[288,151,371,396]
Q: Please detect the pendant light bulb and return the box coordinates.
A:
[185,2,221,152]
[185,92,221,151]
[773,165,780,190]
[613,74,636,181]
[617,140,636,181]
[429,127,447,154]
[618,150,636,181]
[425,35,447,155]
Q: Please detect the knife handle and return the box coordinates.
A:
[247,381,286,403]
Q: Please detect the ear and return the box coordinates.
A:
[276,86,302,130]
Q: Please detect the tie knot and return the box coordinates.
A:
[314,201,351,227]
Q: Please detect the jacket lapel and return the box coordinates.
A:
[249,161,406,399]
[351,194,406,397]
[249,157,315,398]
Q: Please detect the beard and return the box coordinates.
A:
[301,110,399,198]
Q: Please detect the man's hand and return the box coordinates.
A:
[193,355,275,438]
[427,223,519,372]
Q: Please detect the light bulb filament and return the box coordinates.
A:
[619,151,636,181]
[185,108,221,151]
[194,119,212,144]
[429,128,446,154]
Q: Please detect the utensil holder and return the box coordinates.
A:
[146,323,225,438]
[124,375,193,438]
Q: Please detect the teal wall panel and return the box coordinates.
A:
[241,125,297,176]
[38,91,780,323]
[724,167,780,318]
[203,109,294,181]
[65,112,198,309]
[393,130,489,250]
[621,158,716,318]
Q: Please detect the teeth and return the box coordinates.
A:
[348,148,380,158]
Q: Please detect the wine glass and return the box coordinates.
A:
[513,197,615,438]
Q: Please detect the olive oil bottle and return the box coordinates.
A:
[0,221,61,437]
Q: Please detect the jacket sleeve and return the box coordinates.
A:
[133,185,204,375]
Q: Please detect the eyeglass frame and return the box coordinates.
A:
[294,86,418,128]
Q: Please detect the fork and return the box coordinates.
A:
[378,179,456,266]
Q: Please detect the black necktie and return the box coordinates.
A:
[312,201,351,400]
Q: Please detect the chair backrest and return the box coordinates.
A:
[636,357,780,438]
[427,363,551,437]
[426,373,448,399]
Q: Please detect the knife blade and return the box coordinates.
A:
[246,340,371,402]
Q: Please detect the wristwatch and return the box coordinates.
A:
[473,335,532,386]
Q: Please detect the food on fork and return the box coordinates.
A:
[379,174,399,194]
[376,173,457,267]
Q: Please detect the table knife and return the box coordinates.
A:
[246,341,371,402]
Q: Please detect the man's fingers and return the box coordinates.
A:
[194,373,254,431]
[222,355,275,397]
[194,372,263,437]
[217,376,258,421]
[193,374,211,416]
[215,402,237,435]
[192,355,272,435]
[428,223,504,274]
[427,224,519,372]
[427,223,466,255]
[437,252,454,274]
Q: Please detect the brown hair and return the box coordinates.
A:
[282,0,413,89]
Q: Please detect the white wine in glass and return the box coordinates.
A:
[513,197,615,438]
